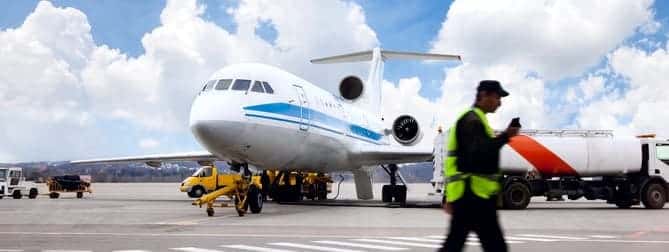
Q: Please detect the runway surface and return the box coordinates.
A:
[1,183,668,252]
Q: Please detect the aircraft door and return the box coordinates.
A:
[293,85,311,131]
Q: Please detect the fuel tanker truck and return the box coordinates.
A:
[432,130,669,209]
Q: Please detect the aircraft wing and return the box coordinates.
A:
[70,151,218,167]
[351,144,433,166]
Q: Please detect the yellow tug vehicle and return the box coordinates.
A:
[191,173,263,217]
[181,165,332,216]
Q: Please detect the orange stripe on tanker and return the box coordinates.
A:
[508,135,578,176]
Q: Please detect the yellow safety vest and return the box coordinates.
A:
[444,107,501,202]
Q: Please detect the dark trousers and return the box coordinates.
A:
[441,193,507,252]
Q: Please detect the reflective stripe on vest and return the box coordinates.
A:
[443,107,501,202]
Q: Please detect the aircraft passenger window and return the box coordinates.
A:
[215,79,233,90]
[262,81,274,94]
[232,79,251,91]
[202,80,216,92]
[251,81,265,93]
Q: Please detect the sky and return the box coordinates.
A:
[1,0,668,162]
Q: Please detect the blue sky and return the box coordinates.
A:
[1,0,668,161]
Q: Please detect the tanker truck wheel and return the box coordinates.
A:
[28,188,38,199]
[503,181,531,209]
[642,183,666,209]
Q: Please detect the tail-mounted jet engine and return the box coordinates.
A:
[339,76,364,100]
[391,115,423,146]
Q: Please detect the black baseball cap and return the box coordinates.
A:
[477,80,509,97]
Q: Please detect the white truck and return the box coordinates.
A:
[0,167,39,199]
[432,130,669,209]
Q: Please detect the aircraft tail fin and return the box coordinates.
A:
[311,48,461,119]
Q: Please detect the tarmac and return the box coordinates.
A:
[1,182,668,252]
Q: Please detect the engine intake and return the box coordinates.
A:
[392,115,423,146]
[339,76,363,100]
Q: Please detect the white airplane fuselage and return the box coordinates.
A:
[189,63,389,172]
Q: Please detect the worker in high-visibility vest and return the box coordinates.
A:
[441,80,519,252]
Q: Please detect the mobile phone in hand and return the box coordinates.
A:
[509,117,521,128]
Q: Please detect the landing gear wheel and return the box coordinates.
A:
[316,183,328,200]
[382,185,393,203]
[642,183,666,209]
[393,185,407,206]
[29,189,38,199]
[306,184,317,200]
[503,181,531,210]
[206,207,215,217]
[49,192,60,199]
[76,192,84,199]
[12,191,22,199]
[248,185,263,214]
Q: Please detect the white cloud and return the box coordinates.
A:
[578,75,605,101]
[380,63,547,147]
[0,0,378,161]
[431,0,655,80]
[139,138,160,149]
[575,44,669,137]
[640,19,661,35]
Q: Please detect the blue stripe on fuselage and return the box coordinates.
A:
[243,102,383,143]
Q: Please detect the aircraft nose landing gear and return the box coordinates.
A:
[381,164,407,206]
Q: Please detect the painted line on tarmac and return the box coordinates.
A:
[222,244,295,252]
[0,250,22,252]
[467,237,525,244]
[0,231,397,239]
[517,234,588,240]
[589,235,617,239]
[170,248,224,252]
[269,242,363,252]
[42,250,92,252]
[313,240,408,251]
[564,239,669,244]
[385,237,443,243]
[503,236,557,242]
[352,239,441,249]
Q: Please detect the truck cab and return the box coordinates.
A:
[0,167,39,199]
[180,166,218,198]
[646,139,669,181]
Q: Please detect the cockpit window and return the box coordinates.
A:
[262,81,274,94]
[232,79,251,91]
[251,81,265,93]
[202,80,216,92]
[215,79,233,90]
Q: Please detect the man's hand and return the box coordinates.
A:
[443,202,453,215]
[505,127,520,137]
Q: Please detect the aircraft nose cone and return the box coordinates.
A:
[189,95,246,152]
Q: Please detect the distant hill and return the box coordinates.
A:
[1,161,435,183]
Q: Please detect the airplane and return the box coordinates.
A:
[71,47,461,204]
